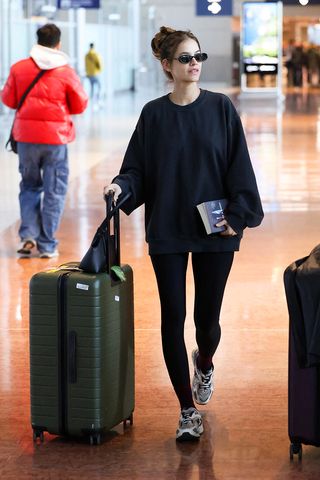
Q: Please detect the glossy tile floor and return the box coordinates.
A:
[0,85,320,479]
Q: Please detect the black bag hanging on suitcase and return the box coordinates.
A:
[30,193,134,445]
[284,244,320,460]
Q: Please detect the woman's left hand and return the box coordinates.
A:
[216,220,237,237]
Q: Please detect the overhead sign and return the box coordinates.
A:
[57,0,100,8]
[196,0,232,16]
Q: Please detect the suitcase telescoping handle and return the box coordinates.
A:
[104,191,131,271]
[79,191,131,274]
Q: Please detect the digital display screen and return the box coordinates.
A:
[308,24,320,46]
[242,2,279,74]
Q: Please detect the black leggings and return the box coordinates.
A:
[151,252,234,409]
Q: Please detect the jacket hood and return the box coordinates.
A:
[30,44,69,70]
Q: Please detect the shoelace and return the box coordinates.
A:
[181,411,197,425]
[180,411,202,432]
[200,370,213,390]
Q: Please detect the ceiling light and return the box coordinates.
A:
[108,13,121,20]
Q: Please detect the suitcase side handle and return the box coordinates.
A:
[68,331,77,384]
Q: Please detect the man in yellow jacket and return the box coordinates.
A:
[85,43,102,101]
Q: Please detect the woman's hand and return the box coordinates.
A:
[216,219,237,237]
[103,183,122,202]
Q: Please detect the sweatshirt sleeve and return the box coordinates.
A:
[225,105,264,233]
[112,112,145,215]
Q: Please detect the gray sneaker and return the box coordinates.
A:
[39,250,59,259]
[176,407,204,441]
[192,349,214,405]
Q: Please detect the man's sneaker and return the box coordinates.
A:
[192,349,214,405]
[17,239,36,255]
[39,250,59,259]
[176,407,204,442]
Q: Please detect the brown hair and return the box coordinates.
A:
[151,26,201,80]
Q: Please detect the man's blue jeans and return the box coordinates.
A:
[17,143,69,254]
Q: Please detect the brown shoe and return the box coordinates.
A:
[17,239,36,255]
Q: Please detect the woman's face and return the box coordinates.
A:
[162,38,203,84]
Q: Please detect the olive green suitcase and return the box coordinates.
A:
[30,196,134,445]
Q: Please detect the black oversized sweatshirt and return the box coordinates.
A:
[113,89,264,255]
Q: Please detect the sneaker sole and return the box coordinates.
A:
[17,253,32,259]
[176,431,201,442]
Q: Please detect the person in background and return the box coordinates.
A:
[104,26,264,441]
[284,39,295,87]
[1,23,88,258]
[291,43,307,88]
[306,44,320,87]
[85,43,102,102]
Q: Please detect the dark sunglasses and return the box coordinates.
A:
[174,52,208,64]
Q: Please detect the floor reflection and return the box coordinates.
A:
[175,415,216,480]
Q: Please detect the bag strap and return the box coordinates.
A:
[6,70,47,152]
[16,69,46,111]
[99,192,131,230]
[100,192,131,269]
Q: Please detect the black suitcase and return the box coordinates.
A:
[30,194,134,445]
[284,245,320,460]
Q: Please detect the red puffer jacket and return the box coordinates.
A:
[1,57,88,144]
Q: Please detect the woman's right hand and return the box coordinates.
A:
[103,183,122,202]
[216,219,237,236]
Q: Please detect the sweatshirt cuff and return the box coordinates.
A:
[112,177,130,196]
[225,214,245,235]
[112,178,134,215]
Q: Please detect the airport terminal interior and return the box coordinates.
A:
[1,0,320,479]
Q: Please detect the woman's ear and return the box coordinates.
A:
[162,58,171,73]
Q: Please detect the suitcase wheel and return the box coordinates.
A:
[123,413,133,428]
[33,429,44,443]
[290,443,302,461]
[89,433,101,446]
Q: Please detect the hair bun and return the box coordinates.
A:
[151,26,176,60]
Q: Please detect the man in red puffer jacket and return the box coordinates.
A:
[1,23,88,258]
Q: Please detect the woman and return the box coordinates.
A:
[104,26,263,441]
